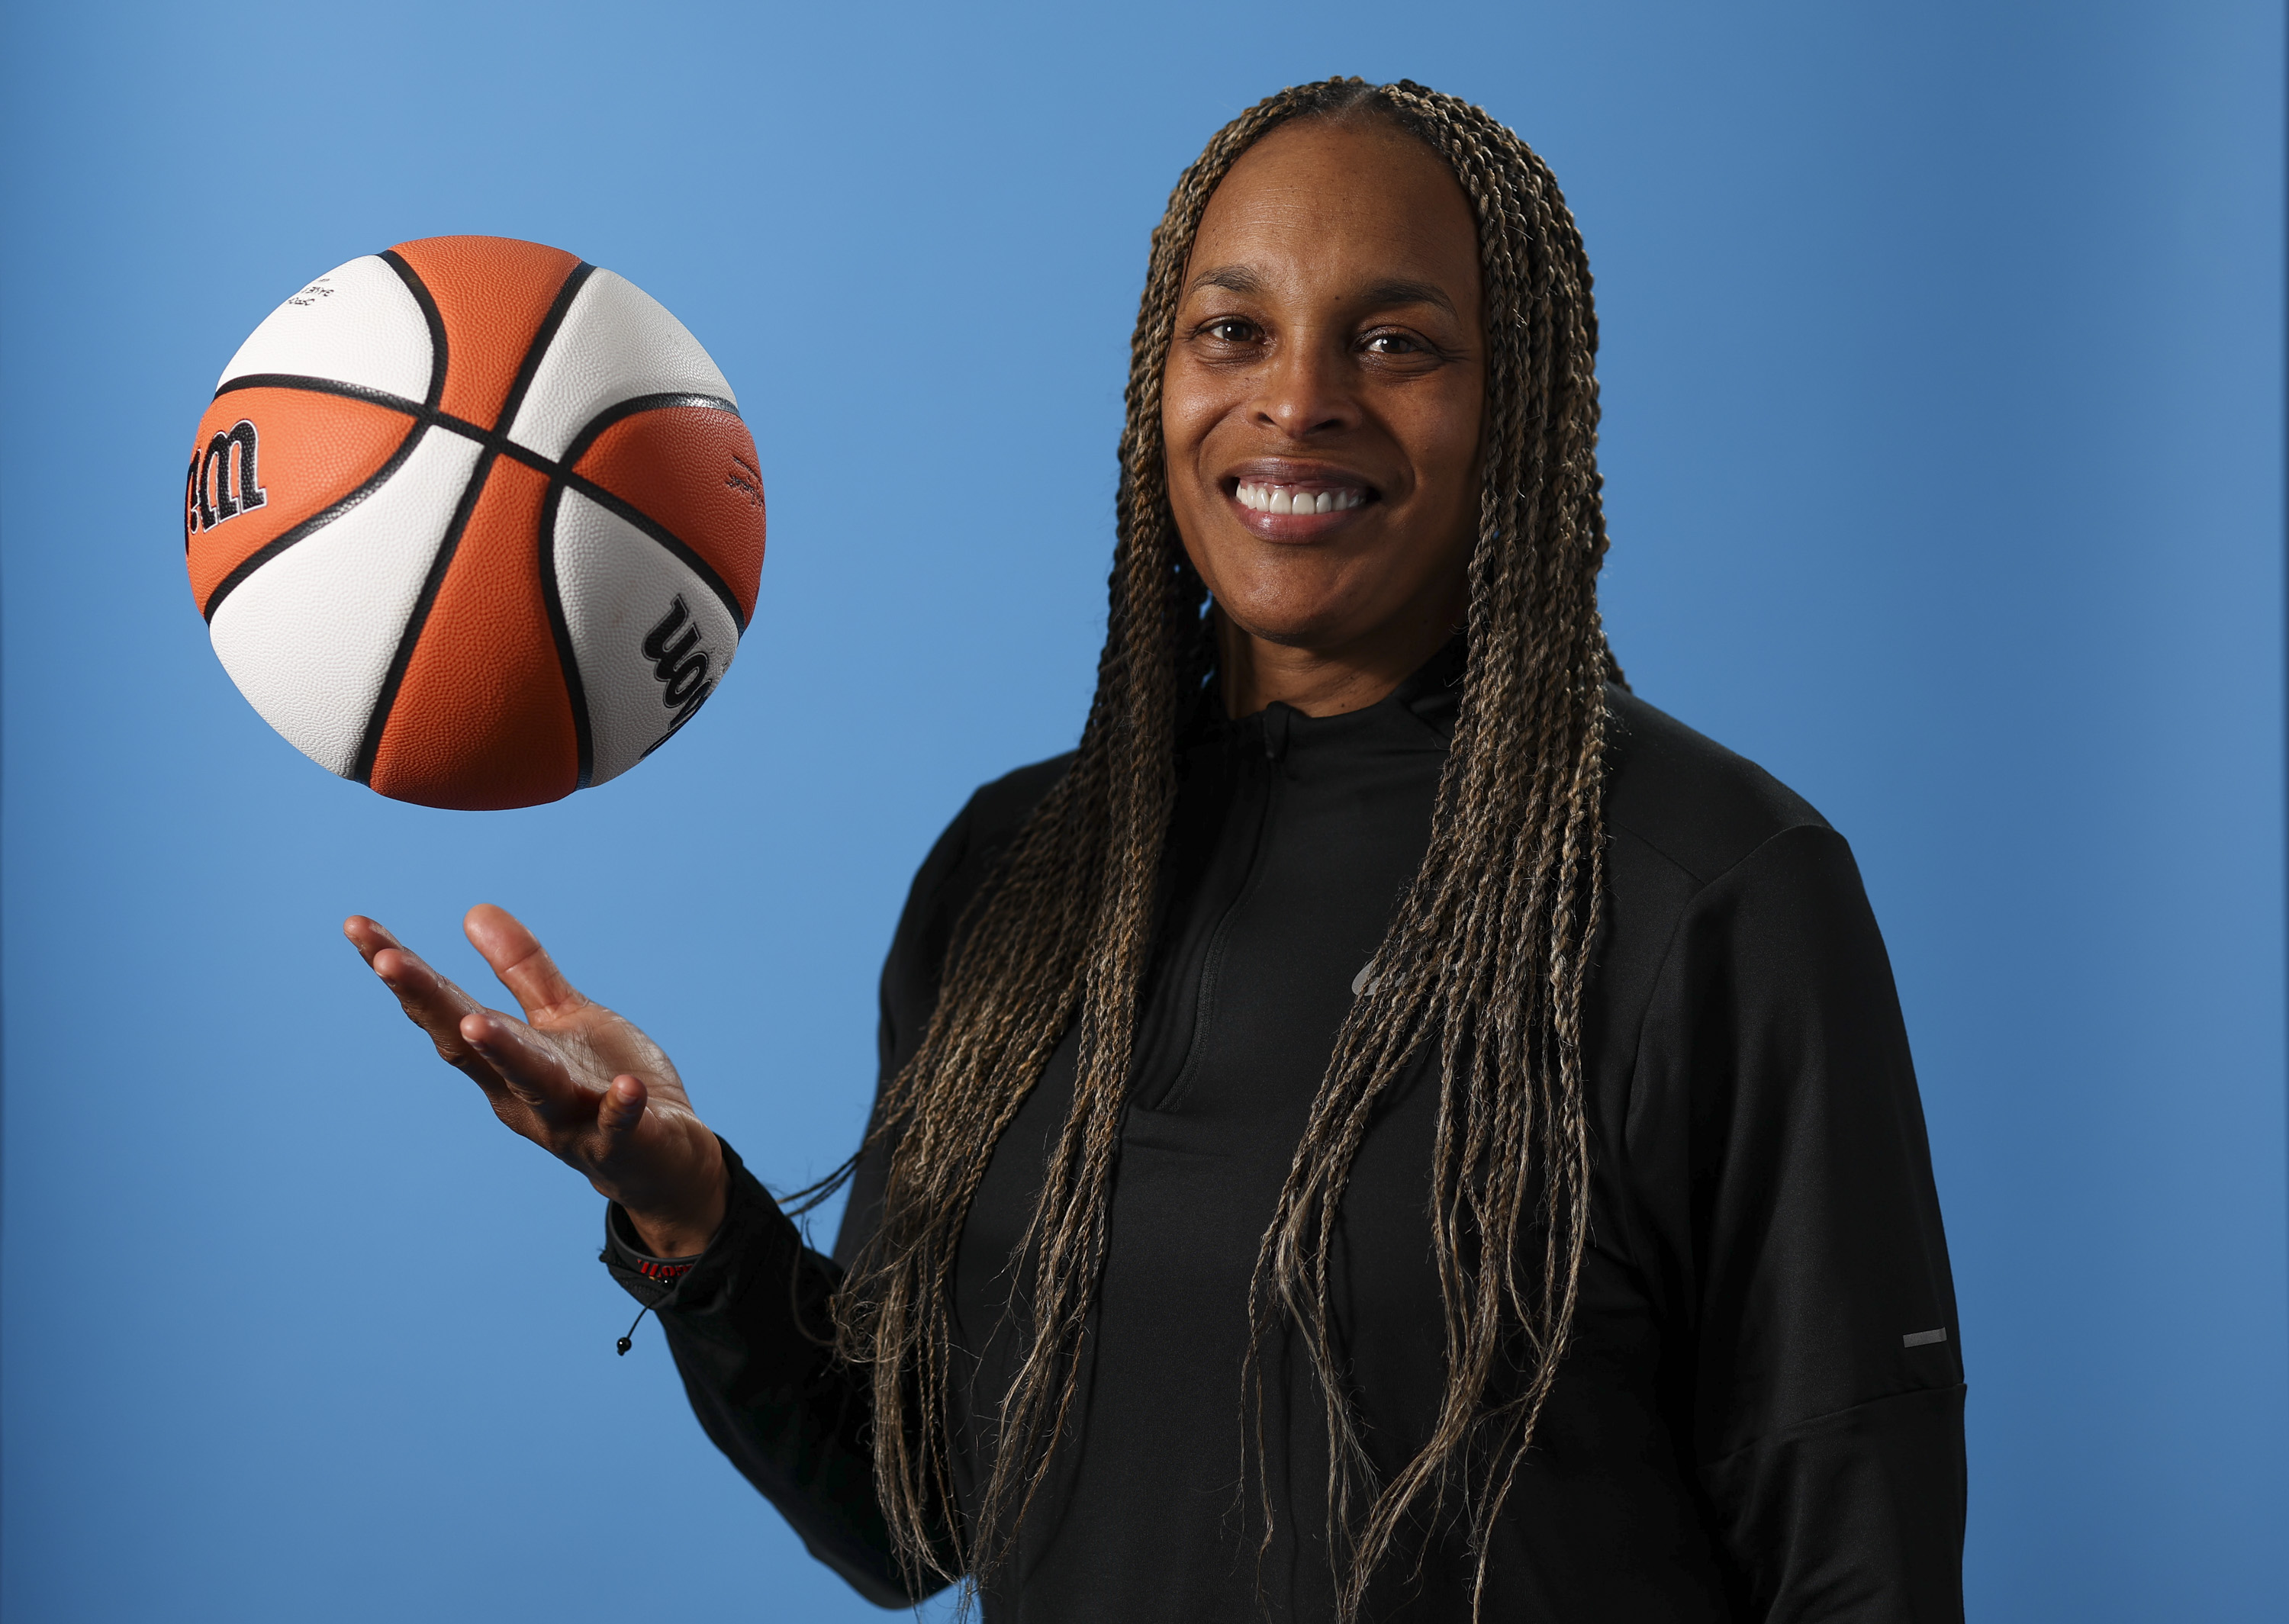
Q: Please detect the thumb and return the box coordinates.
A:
[596,1073,649,1152]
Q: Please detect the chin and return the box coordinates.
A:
[1205,557,1386,642]
[1213,595,1366,651]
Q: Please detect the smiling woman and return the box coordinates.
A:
[349,77,1964,1622]
[1162,117,1486,719]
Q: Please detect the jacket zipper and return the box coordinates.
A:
[1143,708,1289,1115]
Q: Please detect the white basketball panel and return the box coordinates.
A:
[217,255,435,404]
[506,270,733,462]
[552,489,741,786]
[208,430,485,778]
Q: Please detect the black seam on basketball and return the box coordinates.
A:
[558,472,748,632]
[201,416,432,622]
[494,262,597,438]
[558,393,742,468]
[208,378,578,481]
[491,436,560,476]
[470,256,607,791]
[214,373,428,413]
[639,693,713,761]
[207,377,536,479]
[204,382,743,518]
[349,449,497,786]
[536,479,597,790]
[379,250,450,411]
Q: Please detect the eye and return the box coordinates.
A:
[1199,317,1260,344]
[1363,330,1425,356]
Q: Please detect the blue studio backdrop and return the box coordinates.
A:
[3,3,2283,1619]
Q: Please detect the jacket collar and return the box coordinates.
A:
[1187,631,1468,751]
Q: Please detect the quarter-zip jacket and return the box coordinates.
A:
[606,646,1965,1621]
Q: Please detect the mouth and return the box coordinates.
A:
[1235,480,1368,516]
[1223,465,1378,539]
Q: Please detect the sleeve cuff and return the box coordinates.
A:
[597,1137,806,1315]
[600,1201,702,1302]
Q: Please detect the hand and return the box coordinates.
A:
[346,905,728,1257]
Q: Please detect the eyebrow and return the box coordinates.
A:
[1188,265,1267,297]
[1184,265,1460,318]
[1357,278,1458,317]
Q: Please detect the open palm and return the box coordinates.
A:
[346,904,726,1256]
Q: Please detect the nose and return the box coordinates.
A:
[1250,333,1358,440]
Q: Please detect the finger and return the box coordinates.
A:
[343,915,407,967]
[459,1008,592,1124]
[358,936,499,1080]
[464,904,588,1025]
[595,1073,649,1154]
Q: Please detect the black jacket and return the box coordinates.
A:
[607,648,1966,1621]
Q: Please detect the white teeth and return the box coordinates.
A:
[1235,481,1364,515]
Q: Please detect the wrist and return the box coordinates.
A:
[624,1211,716,1259]
[622,1139,728,1259]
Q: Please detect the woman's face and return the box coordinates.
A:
[1163,117,1485,660]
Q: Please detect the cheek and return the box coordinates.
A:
[1159,362,1219,471]
[1429,387,1485,474]
[1160,365,1233,545]
[1406,389,1484,523]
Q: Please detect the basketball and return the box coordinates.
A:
[183,235,765,810]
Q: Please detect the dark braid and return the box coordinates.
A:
[825,78,1618,1618]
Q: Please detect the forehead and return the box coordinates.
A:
[1186,119,1481,301]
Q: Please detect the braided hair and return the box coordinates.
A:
[823,76,1618,1619]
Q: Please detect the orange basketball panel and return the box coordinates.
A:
[570,407,765,619]
[366,455,581,809]
[388,236,582,429]
[185,388,421,614]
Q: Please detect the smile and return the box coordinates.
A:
[1235,481,1368,515]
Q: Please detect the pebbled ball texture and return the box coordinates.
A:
[185,234,765,810]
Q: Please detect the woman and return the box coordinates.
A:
[351,79,1964,1622]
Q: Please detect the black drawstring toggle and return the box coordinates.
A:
[617,1304,651,1356]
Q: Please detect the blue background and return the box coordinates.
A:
[3,2,2282,1618]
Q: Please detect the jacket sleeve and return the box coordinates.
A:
[599,795,987,1608]
[603,1143,925,1606]
[1628,823,1966,1622]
